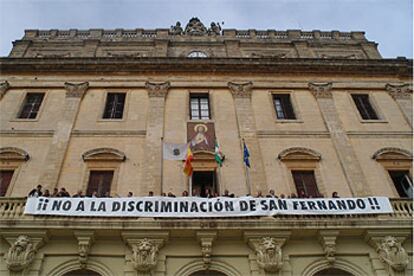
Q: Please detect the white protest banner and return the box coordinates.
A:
[24,196,393,218]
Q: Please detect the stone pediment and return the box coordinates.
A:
[82,148,126,161]
[372,147,412,161]
[0,147,30,161]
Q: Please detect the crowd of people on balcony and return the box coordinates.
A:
[28,185,340,199]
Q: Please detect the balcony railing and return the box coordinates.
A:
[0,197,412,221]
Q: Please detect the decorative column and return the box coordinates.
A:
[38,82,89,188]
[142,81,170,195]
[318,230,339,264]
[122,231,169,275]
[385,83,412,126]
[196,231,217,268]
[244,231,291,274]
[228,82,267,195]
[0,81,10,100]
[2,230,48,274]
[308,82,370,196]
[74,231,95,269]
[365,230,411,276]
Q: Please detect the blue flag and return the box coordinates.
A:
[243,142,250,168]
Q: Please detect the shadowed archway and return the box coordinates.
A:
[190,270,227,276]
[63,269,101,276]
[314,268,354,276]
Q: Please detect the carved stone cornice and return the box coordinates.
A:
[74,231,95,269]
[228,81,253,98]
[244,231,291,273]
[122,231,169,272]
[0,80,10,100]
[385,83,412,100]
[308,82,333,98]
[145,81,170,97]
[64,82,89,99]
[318,230,339,264]
[196,231,217,268]
[1,230,48,272]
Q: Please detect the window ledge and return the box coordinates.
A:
[9,118,40,122]
[359,119,388,124]
[187,119,215,123]
[97,118,125,122]
[275,119,304,124]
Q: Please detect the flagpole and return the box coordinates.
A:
[189,175,193,196]
[161,136,164,195]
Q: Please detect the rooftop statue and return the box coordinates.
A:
[184,17,208,36]
[208,22,222,35]
[170,21,183,35]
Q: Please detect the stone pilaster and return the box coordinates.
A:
[385,83,412,126]
[228,82,266,195]
[0,81,10,100]
[38,82,89,188]
[142,81,170,195]
[308,82,370,196]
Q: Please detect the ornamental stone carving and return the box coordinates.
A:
[228,81,253,98]
[129,238,159,272]
[377,236,409,272]
[74,231,94,269]
[385,83,412,100]
[170,21,183,35]
[64,82,89,99]
[319,231,339,264]
[308,82,333,98]
[184,17,208,36]
[197,231,217,268]
[255,237,283,272]
[5,235,36,272]
[145,81,170,97]
[0,81,10,100]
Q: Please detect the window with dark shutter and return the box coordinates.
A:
[103,93,126,119]
[273,94,296,120]
[292,170,320,198]
[388,170,413,198]
[190,94,210,120]
[351,94,379,120]
[18,93,45,119]
[86,171,114,197]
[0,170,14,196]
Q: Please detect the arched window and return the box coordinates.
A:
[190,270,227,276]
[373,147,412,198]
[81,148,126,197]
[0,147,30,196]
[278,147,324,198]
[64,269,101,276]
[188,51,208,58]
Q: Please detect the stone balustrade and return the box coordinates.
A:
[0,197,411,221]
[23,28,366,42]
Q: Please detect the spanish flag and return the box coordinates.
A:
[183,146,194,176]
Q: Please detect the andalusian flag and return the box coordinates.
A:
[183,146,194,176]
[214,140,223,167]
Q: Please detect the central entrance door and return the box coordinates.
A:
[192,171,217,197]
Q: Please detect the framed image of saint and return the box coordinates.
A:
[187,122,215,152]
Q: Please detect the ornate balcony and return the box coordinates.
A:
[0,197,412,230]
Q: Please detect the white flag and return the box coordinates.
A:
[163,143,187,160]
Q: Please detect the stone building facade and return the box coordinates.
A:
[0,18,412,275]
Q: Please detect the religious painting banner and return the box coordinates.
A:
[187,122,215,152]
[25,196,393,218]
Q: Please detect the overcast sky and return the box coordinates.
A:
[0,0,412,58]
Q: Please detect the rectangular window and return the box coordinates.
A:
[0,170,14,196]
[351,94,379,120]
[292,170,320,198]
[190,94,210,120]
[18,93,45,119]
[103,93,126,119]
[86,170,114,197]
[388,170,413,198]
[273,94,296,119]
